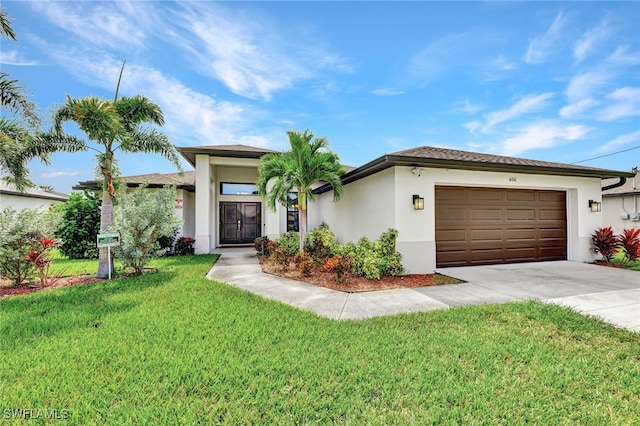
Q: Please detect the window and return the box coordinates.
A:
[220,182,258,196]
[287,193,299,232]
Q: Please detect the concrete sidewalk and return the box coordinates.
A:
[207,248,640,331]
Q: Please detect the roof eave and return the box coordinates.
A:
[313,154,634,194]
[179,146,272,167]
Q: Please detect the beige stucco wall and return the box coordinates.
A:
[313,166,604,273]
[603,195,640,234]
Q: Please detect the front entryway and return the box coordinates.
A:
[220,202,261,244]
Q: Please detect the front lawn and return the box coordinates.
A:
[1,254,638,424]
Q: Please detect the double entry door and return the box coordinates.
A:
[220,202,261,245]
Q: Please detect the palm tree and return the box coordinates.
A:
[50,86,181,278]
[0,6,69,191]
[256,129,344,252]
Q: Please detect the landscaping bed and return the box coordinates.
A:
[0,275,104,298]
[259,256,462,292]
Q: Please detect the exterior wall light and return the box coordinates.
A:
[413,194,424,210]
[589,200,601,212]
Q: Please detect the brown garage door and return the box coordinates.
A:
[435,186,567,267]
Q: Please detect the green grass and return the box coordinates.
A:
[1,254,639,424]
[611,250,640,271]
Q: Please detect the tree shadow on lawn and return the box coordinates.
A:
[0,270,179,346]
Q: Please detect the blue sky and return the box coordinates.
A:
[2,1,639,194]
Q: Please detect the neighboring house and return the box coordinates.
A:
[0,180,69,211]
[179,144,633,274]
[602,168,640,233]
[73,171,196,239]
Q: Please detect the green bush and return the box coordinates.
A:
[112,184,182,275]
[0,207,61,286]
[276,232,300,256]
[304,223,337,264]
[346,230,404,280]
[174,236,195,256]
[54,191,101,259]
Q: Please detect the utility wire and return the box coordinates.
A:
[572,144,640,164]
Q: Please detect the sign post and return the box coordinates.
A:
[97,233,120,279]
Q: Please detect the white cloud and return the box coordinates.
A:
[461,99,483,114]
[573,19,610,63]
[40,171,81,179]
[559,98,598,118]
[175,4,351,101]
[30,1,148,50]
[408,33,470,83]
[524,11,566,64]
[34,43,273,148]
[500,121,589,156]
[464,121,482,134]
[0,50,38,66]
[565,71,610,102]
[370,88,404,96]
[597,87,640,121]
[607,46,640,66]
[482,93,555,131]
[593,130,640,154]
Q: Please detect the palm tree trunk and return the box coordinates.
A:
[299,207,307,253]
[97,188,115,278]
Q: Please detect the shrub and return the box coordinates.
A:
[25,238,58,286]
[617,228,640,263]
[322,254,353,283]
[378,228,398,256]
[349,231,404,280]
[112,184,183,275]
[174,236,196,256]
[54,191,100,259]
[276,232,300,256]
[0,207,60,286]
[254,236,271,255]
[304,223,337,265]
[158,228,179,253]
[293,252,313,277]
[270,246,290,271]
[591,227,619,262]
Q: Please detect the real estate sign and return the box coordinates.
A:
[97,233,120,248]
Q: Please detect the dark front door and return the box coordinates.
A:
[220,202,262,244]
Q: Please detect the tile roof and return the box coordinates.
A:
[602,169,640,196]
[390,146,631,177]
[73,171,195,191]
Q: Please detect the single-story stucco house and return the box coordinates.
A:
[602,168,640,233]
[177,144,633,274]
[73,171,196,239]
[0,180,69,211]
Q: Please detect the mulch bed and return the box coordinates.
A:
[0,276,105,298]
[259,256,463,293]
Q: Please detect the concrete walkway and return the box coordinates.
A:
[207,248,640,332]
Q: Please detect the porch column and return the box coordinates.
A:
[194,154,211,254]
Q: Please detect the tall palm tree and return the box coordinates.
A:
[50,88,181,278]
[256,129,344,252]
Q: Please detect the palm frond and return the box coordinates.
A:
[115,95,165,131]
[122,128,182,170]
[0,72,40,128]
[0,7,17,41]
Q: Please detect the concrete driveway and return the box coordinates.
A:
[434,261,640,332]
[209,249,639,332]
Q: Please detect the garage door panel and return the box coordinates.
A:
[436,186,566,267]
[470,189,503,202]
[470,209,503,221]
[436,229,467,242]
[506,228,536,240]
[506,191,536,202]
[470,229,503,242]
[506,209,535,221]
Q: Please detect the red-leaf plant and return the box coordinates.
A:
[25,237,58,286]
[617,228,640,263]
[591,227,619,262]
